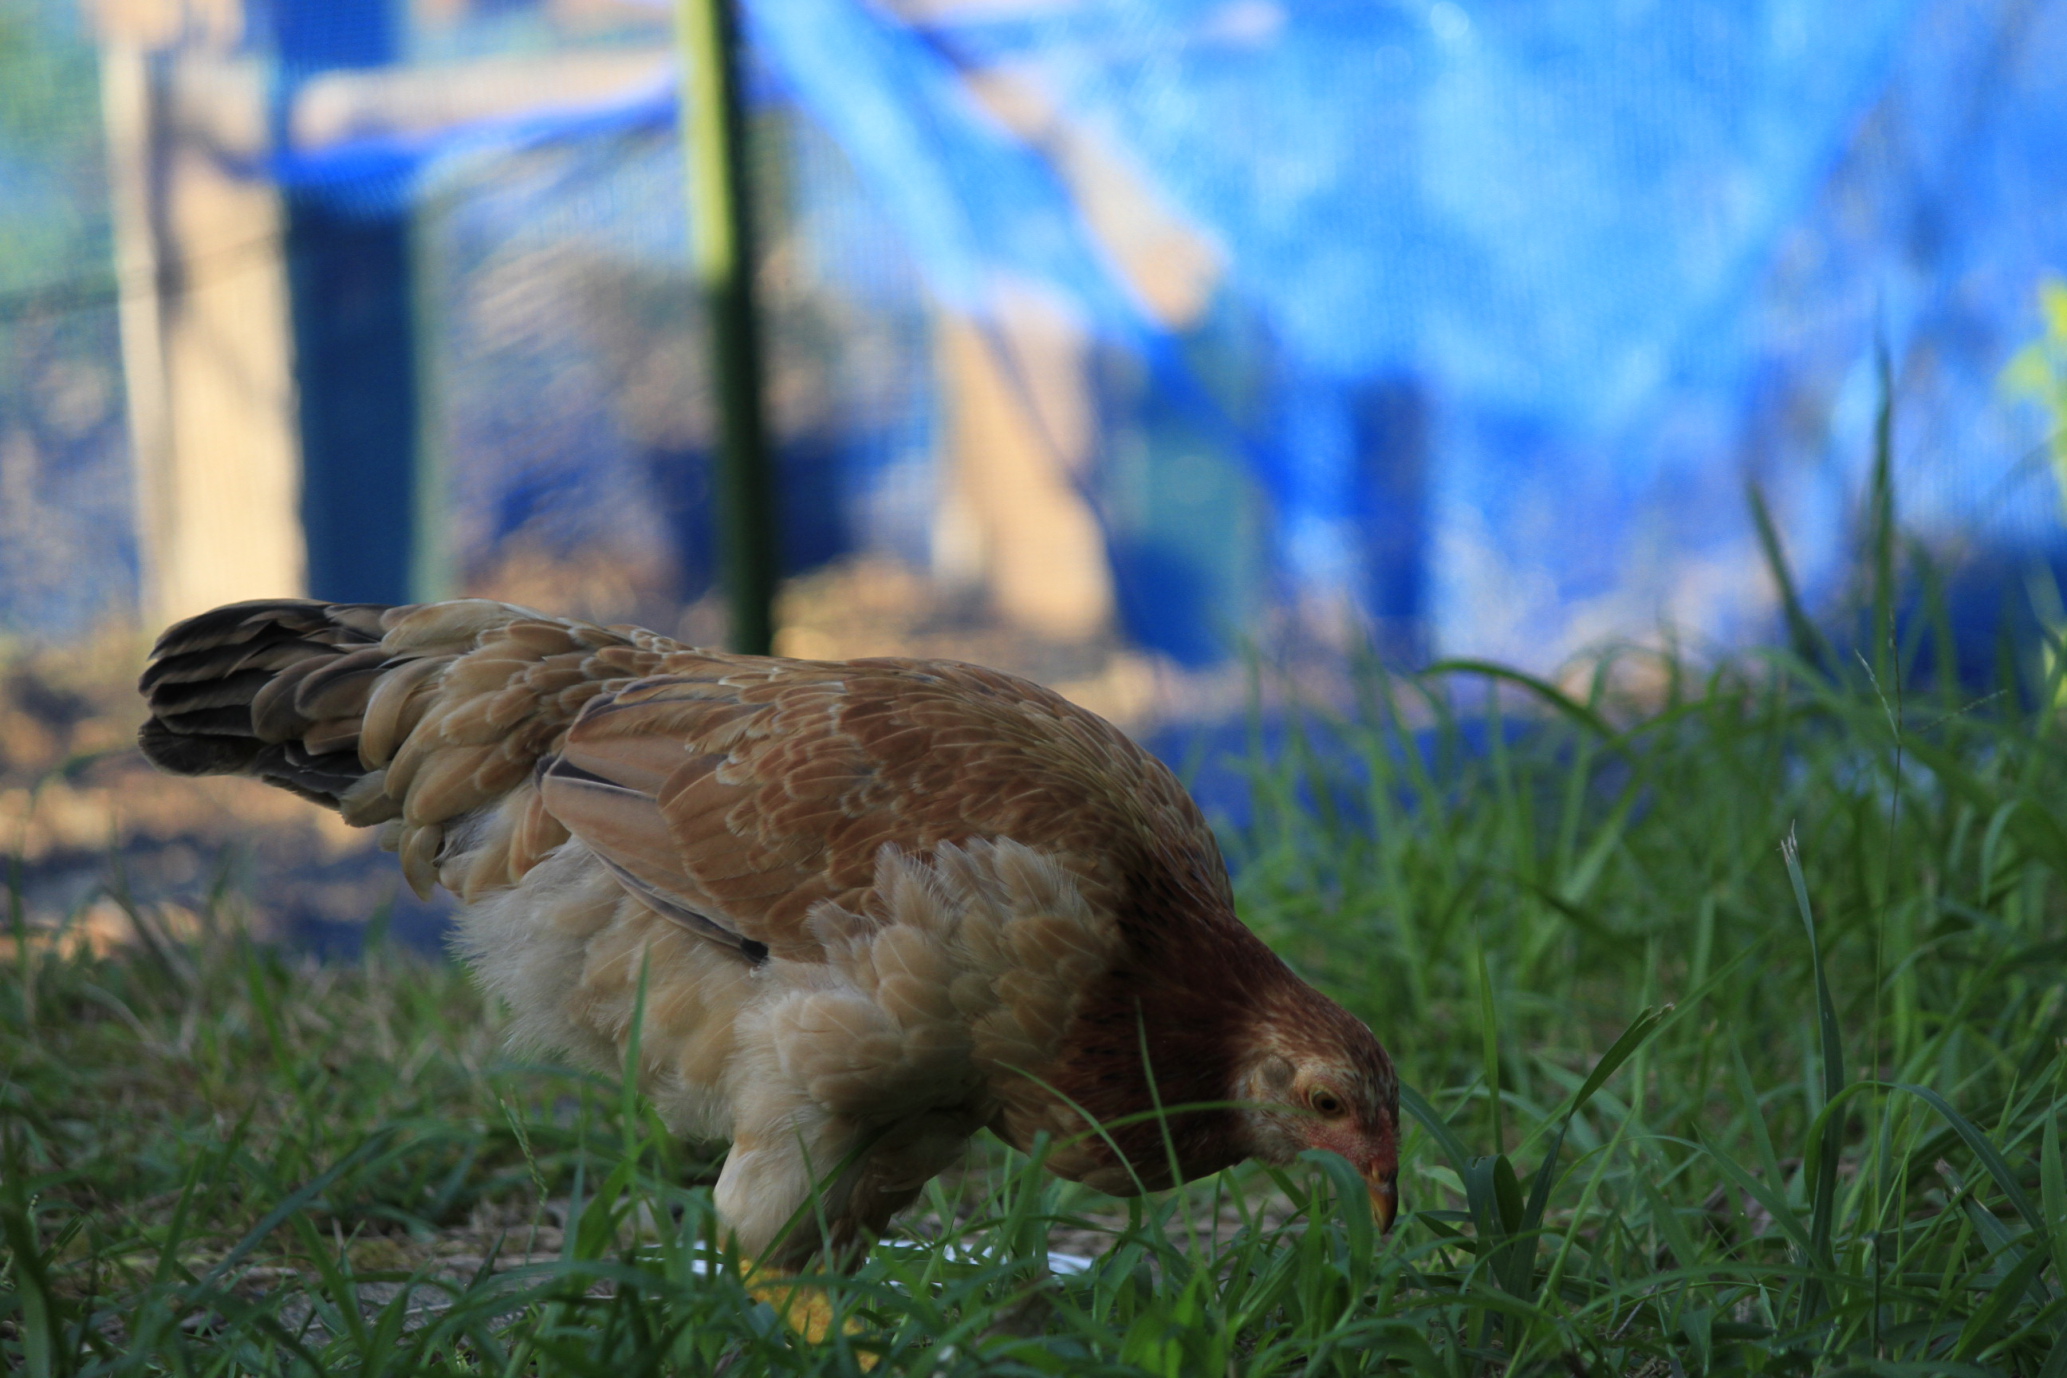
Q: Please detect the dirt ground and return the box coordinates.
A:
[0,627,453,956]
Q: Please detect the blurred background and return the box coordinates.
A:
[2,0,2066,945]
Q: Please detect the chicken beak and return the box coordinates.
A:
[1367,1166,1399,1235]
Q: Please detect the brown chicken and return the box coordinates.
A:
[138,598,1400,1293]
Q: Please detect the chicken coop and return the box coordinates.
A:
[4,0,2067,942]
[4,0,2066,680]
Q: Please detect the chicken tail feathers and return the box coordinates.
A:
[139,597,675,900]
[137,598,395,810]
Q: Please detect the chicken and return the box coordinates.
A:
[138,598,1400,1312]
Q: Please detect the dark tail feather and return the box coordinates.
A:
[138,599,397,810]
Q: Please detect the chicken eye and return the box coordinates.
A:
[1310,1090,1345,1116]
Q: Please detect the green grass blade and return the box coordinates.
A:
[1401,1081,1471,1172]
[1747,478,1828,674]
[2046,1106,2067,1285]
[1477,933,1502,1153]
[1782,823,1845,1330]
[1869,338,1898,682]
[1423,659,1620,742]
[1698,1131,1818,1261]
[1898,1082,2048,1238]
[1515,1001,1673,1275]
[1954,1242,2050,1361]
[198,1128,400,1291]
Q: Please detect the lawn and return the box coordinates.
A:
[9,604,2067,1374]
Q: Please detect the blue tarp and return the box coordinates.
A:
[741,0,2067,666]
[28,0,2067,666]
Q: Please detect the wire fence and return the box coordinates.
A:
[1,0,2065,683]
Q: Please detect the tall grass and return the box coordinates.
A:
[1232,625,2067,1375]
[11,544,2067,1371]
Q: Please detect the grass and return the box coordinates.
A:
[13,571,2067,1372]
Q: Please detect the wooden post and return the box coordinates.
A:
[677,0,777,655]
[99,41,305,625]
[99,44,173,624]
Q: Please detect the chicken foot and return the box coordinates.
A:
[742,1260,874,1363]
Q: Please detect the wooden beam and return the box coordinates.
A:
[102,49,305,624]
[99,43,173,624]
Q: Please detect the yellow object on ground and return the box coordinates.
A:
[744,1261,876,1368]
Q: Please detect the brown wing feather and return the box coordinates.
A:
[143,598,1237,978]
[532,657,1228,966]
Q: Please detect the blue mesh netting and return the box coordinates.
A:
[748,0,2067,665]
[4,0,2067,672]
[0,5,134,636]
[417,105,935,613]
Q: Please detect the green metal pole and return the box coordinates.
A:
[678,0,778,655]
